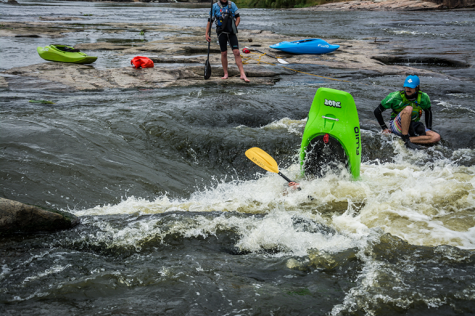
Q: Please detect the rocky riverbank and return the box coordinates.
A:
[295,0,474,11]
[300,0,444,11]
[1,20,469,91]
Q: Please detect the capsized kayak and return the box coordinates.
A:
[270,38,339,55]
[37,44,97,64]
[300,88,361,179]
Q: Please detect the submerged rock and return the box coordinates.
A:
[0,198,79,235]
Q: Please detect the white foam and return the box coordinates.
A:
[71,145,475,251]
[259,117,307,136]
[22,264,72,284]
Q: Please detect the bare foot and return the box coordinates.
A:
[240,76,250,83]
[221,74,229,79]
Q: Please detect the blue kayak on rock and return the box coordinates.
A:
[270,38,339,55]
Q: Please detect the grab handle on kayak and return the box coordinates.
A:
[322,116,339,121]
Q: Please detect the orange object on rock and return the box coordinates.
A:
[131,56,154,69]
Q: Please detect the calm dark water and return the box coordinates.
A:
[1,1,475,315]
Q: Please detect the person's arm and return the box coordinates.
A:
[288,182,300,189]
[205,6,214,42]
[374,104,390,133]
[424,107,432,130]
[232,2,240,26]
[205,21,211,42]
[235,16,240,27]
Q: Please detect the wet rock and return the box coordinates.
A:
[74,42,138,51]
[298,0,444,11]
[38,16,85,21]
[0,198,79,235]
[2,63,282,90]
[0,22,77,38]
[372,55,471,68]
[14,34,41,38]
[0,76,8,89]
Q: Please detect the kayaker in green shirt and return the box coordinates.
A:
[374,75,441,149]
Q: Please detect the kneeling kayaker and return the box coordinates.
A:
[373,75,440,149]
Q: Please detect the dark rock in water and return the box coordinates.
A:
[0,198,79,236]
[15,35,41,38]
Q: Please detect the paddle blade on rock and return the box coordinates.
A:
[204,59,211,80]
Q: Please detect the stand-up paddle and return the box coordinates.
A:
[243,47,289,64]
[245,147,300,190]
[204,0,213,80]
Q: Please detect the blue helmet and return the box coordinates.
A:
[404,75,420,89]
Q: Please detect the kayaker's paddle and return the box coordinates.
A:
[245,147,300,190]
[204,0,213,80]
[243,47,289,64]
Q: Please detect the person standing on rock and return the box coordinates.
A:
[205,0,250,83]
[373,75,440,149]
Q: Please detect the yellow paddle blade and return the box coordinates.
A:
[245,147,279,174]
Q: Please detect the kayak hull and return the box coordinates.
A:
[37,45,97,64]
[270,38,339,55]
[300,88,361,179]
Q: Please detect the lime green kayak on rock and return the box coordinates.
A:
[300,88,361,179]
[37,45,97,64]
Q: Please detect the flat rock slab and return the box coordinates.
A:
[0,198,79,235]
[299,0,442,11]
[2,63,284,90]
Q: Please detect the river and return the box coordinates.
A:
[1,1,475,315]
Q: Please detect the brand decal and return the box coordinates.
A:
[354,127,360,156]
[324,99,341,108]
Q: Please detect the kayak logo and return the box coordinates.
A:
[324,99,341,108]
[318,44,330,48]
[354,127,360,156]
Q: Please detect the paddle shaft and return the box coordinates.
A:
[244,47,288,64]
[277,172,292,183]
[207,39,211,59]
[207,0,213,59]
[252,48,278,59]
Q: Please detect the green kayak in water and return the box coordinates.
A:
[300,88,361,179]
[37,44,97,64]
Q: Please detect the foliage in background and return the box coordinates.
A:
[234,0,340,8]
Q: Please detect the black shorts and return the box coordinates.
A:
[217,32,239,52]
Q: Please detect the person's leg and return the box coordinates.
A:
[221,51,229,79]
[410,130,441,144]
[218,33,229,79]
[391,107,420,149]
[228,34,249,82]
[232,49,249,82]
[399,106,412,135]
